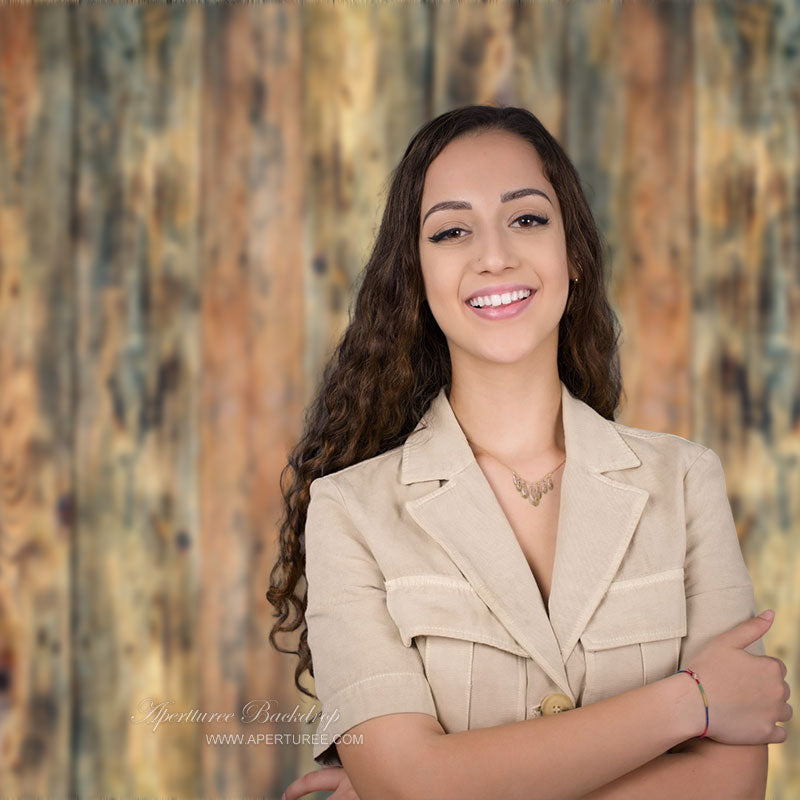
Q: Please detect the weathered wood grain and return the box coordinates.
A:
[692,2,800,793]
[0,3,796,799]
[198,4,304,797]
[0,6,75,798]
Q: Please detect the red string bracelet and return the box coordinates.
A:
[675,667,709,738]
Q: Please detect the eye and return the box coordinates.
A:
[427,226,467,243]
[513,213,550,228]
[426,213,550,244]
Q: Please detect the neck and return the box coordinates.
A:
[447,370,566,474]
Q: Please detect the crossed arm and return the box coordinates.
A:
[579,739,768,799]
[283,729,768,800]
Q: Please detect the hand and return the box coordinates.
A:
[686,610,792,745]
[283,766,361,800]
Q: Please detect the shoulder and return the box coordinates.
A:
[309,442,407,505]
[608,419,711,477]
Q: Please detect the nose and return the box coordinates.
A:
[474,225,520,273]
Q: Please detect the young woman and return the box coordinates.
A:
[268,105,791,800]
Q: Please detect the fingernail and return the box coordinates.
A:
[759,609,774,620]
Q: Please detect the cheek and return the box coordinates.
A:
[420,261,459,315]
[426,293,459,337]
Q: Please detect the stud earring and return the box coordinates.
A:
[566,275,579,313]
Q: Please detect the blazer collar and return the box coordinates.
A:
[400,381,649,701]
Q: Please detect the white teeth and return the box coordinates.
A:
[468,288,532,308]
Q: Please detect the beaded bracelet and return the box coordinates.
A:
[675,667,709,738]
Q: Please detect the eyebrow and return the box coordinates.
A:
[421,187,553,225]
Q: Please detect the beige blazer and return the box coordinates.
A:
[304,380,765,767]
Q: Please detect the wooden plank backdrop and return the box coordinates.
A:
[0,2,796,799]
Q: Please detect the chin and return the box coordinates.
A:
[475,343,541,365]
[449,327,550,366]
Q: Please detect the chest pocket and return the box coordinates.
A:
[385,576,528,733]
[580,568,687,705]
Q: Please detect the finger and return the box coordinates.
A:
[772,657,787,678]
[730,612,774,649]
[284,767,347,799]
[765,655,785,674]
[769,724,788,744]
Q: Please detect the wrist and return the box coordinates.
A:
[661,671,708,743]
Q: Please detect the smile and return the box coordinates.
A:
[465,289,536,320]
[468,288,532,308]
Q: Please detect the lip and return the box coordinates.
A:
[465,283,534,302]
[465,288,536,320]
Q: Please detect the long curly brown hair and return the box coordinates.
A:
[267,104,624,699]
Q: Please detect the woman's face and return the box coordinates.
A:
[418,129,574,369]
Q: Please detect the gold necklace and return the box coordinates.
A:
[468,440,566,507]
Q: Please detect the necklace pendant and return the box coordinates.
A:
[474,445,566,509]
[507,462,563,509]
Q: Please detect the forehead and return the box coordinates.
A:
[421,130,552,202]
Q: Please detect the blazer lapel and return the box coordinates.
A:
[401,380,649,699]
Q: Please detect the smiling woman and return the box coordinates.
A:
[268,105,789,800]
[417,129,572,359]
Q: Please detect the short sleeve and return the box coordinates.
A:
[678,446,766,671]
[304,476,437,768]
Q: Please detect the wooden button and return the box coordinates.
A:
[540,692,574,715]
